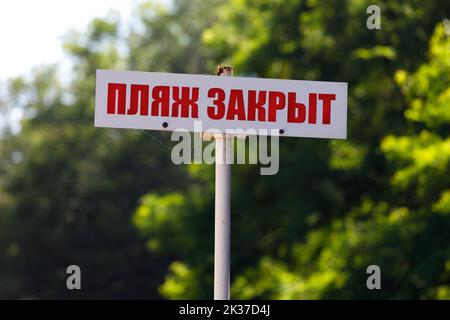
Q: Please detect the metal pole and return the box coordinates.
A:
[214,135,231,300]
[214,66,233,300]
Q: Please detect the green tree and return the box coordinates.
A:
[1,0,449,300]
[0,0,222,297]
[133,1,450,299]
[230,21,450,299]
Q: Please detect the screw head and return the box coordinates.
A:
[162,122,168,128]
[279,129,285,135]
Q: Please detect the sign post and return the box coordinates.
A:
[214,133,231,300]
[213,66,233,300]
[94,66,348,300]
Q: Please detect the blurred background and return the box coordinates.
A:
[0,0,449,299]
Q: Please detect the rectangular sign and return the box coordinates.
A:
[95,69,347,139]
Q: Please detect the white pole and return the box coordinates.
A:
[214,134,231,300]
[214,66,233,300]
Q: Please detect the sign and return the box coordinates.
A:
[95,69,347,139]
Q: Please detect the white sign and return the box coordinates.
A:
[95,69,347,139]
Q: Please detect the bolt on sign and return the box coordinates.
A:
[95,69,347,139]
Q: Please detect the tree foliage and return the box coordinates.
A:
[0,0,449,299]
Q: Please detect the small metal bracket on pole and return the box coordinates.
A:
[213,65,233,300]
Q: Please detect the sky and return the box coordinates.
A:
[0,0,138,81]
